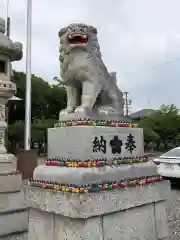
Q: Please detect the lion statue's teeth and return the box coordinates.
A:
[58,23,125,121]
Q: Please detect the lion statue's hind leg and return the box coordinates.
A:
[96,85,125,120]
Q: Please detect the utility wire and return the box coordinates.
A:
[151,56,180,69]
[119,56,180,79]
[118,56,180,113]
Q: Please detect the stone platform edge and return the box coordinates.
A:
[0,173,22,193]
[0,191,28,213]
[33,162,158,185]
[24,180,170,219]
[0,210,28,237]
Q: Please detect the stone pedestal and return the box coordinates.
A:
[26,123,171,240]
[48,126,144,159]
[25,181,170,240]
[0,17,28,236]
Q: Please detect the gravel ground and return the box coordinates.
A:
[3,185,180,240]
[166,185,180,240]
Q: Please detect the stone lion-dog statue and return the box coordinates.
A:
[58,23,124,120]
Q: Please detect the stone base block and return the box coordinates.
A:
[28,208,102,240]
[0,191,27,213]
[25,181,170,218]
[48,126,144,159]
[102,203,160,240]
[0,173,22,193]
[33,162,157,185]
[28,205,169,240]
[0,153,17,173]
[59,109,130,122]
[28,209,54,240]
[0,161,16,173]
[0,153,16,163]
[0,209,28,237]
[27,180,171,240]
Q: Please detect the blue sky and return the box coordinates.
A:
[0,0,180,112]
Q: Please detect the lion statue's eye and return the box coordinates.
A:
[80,28,84,32]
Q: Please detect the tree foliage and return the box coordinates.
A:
[7,71,67,153]
[9,71,67,123]
[140,104,180,150]
[53,76,66,87]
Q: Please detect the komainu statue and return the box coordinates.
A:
[59,23,125,120]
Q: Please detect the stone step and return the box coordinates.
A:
[33,162,157,185]
[25,181,170,218]
[0,161,16,173]
[0,191,28,213]
[0,209,28,237]
[0,173,22,193]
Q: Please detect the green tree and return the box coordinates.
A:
[53,76,66,87]
[45,84,67,119]
[31,118,56,154]
[7,70,67,153]
[8,120,25,152]
[141,127,159,148]
[9,71,67,123]
[140,104,180,149]
[8,118,57,154]
[8,120,24,144]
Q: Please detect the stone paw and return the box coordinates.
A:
[60,107,74,115]
[74,105,92,118]
[59,107,76,121]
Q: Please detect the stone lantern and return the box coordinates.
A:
[0,17,22,153]
[0,17,28,237]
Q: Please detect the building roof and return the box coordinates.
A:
[129,109,155,119]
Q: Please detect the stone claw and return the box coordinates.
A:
[74,105,91,118]
[60,107,74,116]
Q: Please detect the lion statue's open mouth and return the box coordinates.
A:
[68,34,88,45]
[59,23,95,47]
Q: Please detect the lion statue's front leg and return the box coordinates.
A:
[59,85,78,119]
[74,80,102,118]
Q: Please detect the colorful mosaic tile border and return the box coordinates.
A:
[46,156,148,167]
[28,175,162,193]
[55,119,138,128]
